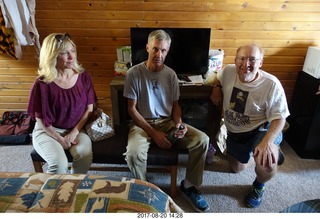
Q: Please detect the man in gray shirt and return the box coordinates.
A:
[123,29,210,212]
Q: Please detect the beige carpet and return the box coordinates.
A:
[0,140,319,213]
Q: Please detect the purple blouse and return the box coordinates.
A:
[27,71,97,129]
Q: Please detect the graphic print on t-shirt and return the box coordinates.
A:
[229,87,249,114]
[151,79,159,91]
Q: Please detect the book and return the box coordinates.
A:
[178,75,204,86]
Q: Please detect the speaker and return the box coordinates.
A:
[284,71,320,159]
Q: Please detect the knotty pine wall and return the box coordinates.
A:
[1,0,320,118]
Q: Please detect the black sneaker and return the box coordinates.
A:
[179,180,209,212]
[245,185,265,208]
[278,148,285,165]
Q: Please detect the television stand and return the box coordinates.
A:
[110,77,222,142]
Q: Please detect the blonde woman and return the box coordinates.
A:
[27,33,97,174]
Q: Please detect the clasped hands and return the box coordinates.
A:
[61,130,78,149]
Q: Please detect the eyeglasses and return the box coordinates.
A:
[55,33,71,43]
[236,57,261,64]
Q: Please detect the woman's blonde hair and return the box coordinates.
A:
[37,33,84,83]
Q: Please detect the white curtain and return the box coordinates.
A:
[0,0,40,59]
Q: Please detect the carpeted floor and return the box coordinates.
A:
[0,140,319,213]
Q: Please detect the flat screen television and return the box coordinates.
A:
[130,27,211,75]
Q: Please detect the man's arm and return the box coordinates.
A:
[210,76,223,106]
[171,100,187,138]
[127,98,154,135]
[261,119,285,145]
[171,100,182,125]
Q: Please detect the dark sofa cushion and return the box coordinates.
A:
[92,124,179,165]
[92,124,129,164]
[31,124,179,166]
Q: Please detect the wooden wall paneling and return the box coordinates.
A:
[0,0,319,118]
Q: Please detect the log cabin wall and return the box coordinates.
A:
[0,0,319,118]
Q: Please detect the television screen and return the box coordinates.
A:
[130,27,211,75]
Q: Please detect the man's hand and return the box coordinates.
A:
[253,143,277,168]
[151,130,172,149]
[174,123,187,139]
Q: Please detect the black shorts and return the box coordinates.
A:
[226,128,283,164]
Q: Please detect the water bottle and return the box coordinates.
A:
[167,124,185,143]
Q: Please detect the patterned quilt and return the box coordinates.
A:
[0,172,184,213]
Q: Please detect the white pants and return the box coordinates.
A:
[32,122,93,174]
